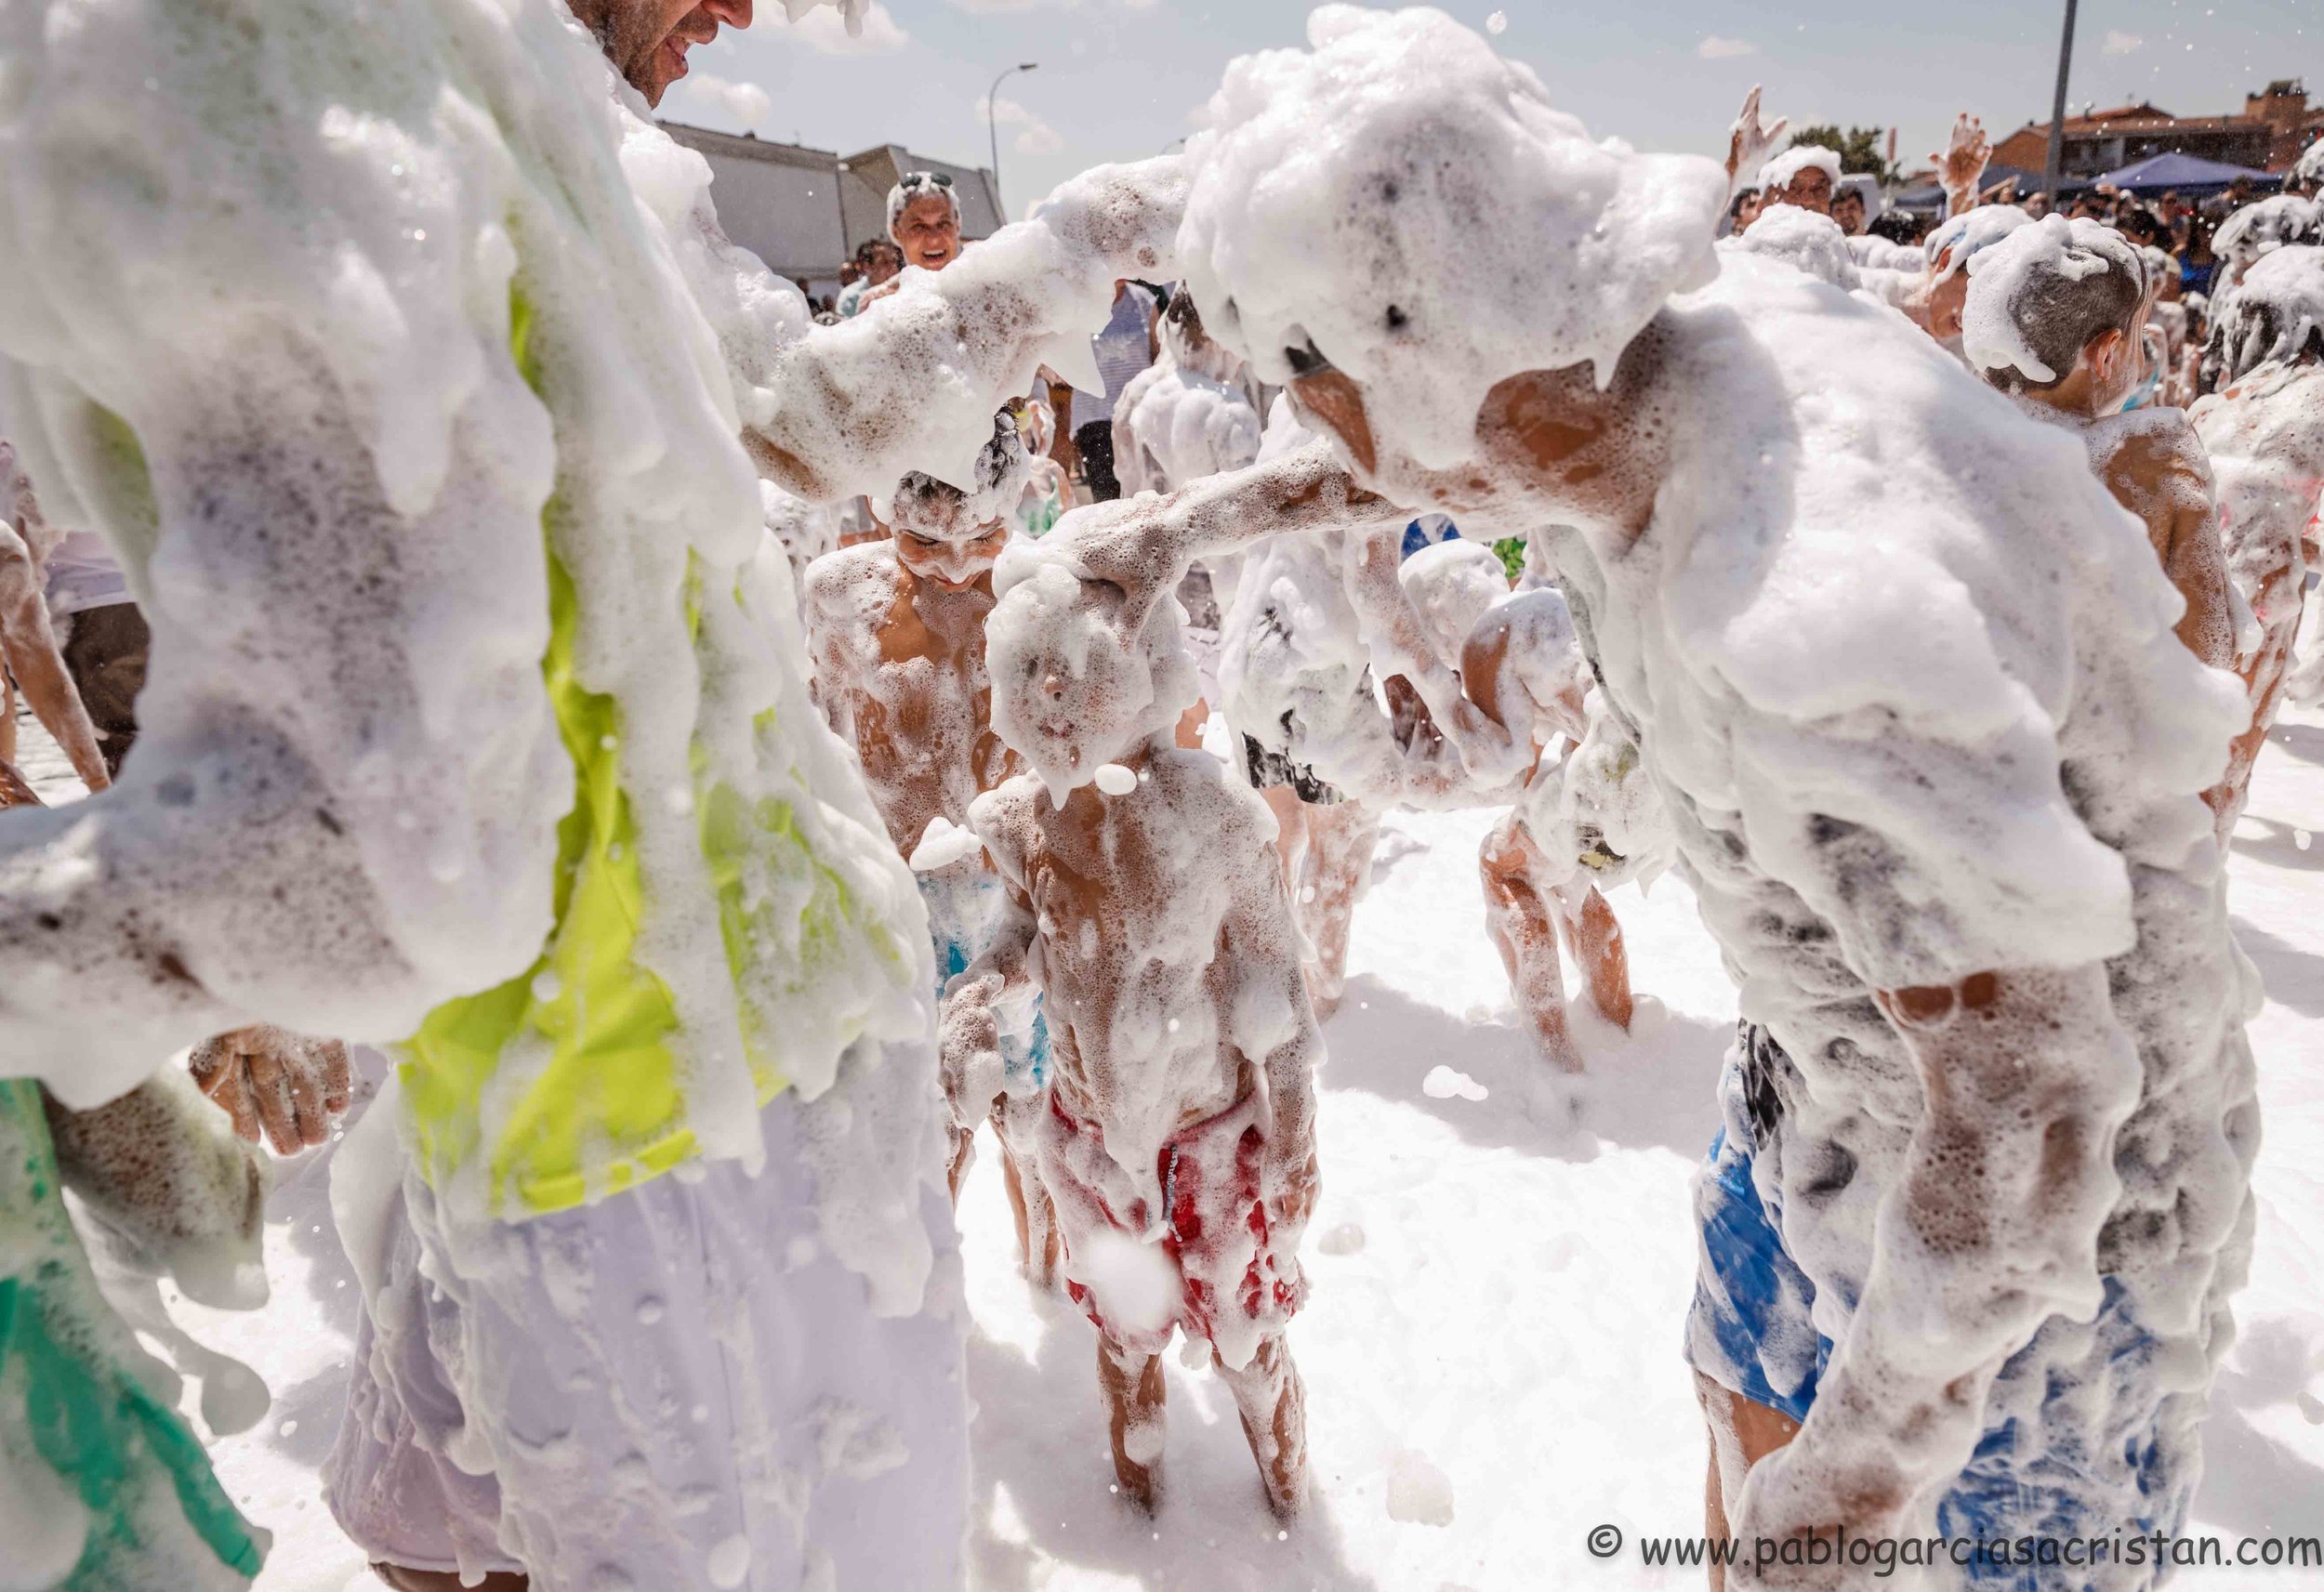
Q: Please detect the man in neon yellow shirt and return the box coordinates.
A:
[0,1,1182,1587]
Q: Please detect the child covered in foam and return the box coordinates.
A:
[2189,243,2324,826]
[1174,8,2256,1581]
[939,450,1380,1520]
[804,409,1059,1281]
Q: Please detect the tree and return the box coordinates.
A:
[1788,125,1892,183]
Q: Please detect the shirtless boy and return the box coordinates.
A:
[1963,217,2238,731]
[939,456,1379,1520]
[804,412,1058,1280]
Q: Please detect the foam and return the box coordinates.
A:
[2209,244,2324,382]
[1176,6,1724,471]
[1923,203,2036,283]
[1726,204,1860,289]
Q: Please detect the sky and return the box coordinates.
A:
[664,0,2319,217]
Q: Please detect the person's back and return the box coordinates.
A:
[1556,246,2254,1562]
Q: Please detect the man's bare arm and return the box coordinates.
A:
[0,520,110,792]
[1731,966,2139,1581]
[747,159,1188,505]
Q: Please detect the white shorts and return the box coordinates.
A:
[324,1084,968,1592]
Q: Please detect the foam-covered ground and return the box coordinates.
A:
[20,701,2324,1590]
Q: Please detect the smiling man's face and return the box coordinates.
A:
[570,0,754,107]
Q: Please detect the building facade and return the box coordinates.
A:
[1991,82,2323,180]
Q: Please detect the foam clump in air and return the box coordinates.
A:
[1727,204,1860,289]
[1961,214,2131,384]
[1176,5,1726,471]
[1755,144,1841,194]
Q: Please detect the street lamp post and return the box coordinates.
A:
[2042,0,2080,205]
[988,61,1040,221]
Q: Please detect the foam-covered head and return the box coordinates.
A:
[882,406,1030,583]
[1757,146,1841,216]
[1963,215,2144,395]
[1731,204,1858,288]
[2208,243,2324,384]
[1177,6,1723,474]
[1397,538,1511,661]
[2293,139,2324,196]
[986,543,1197,800]
[2214,195,2320,275]
[1924,204,2036,283]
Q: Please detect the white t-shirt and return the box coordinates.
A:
[44,528,133,620]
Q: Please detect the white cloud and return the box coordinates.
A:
[1697,35,1757,59]
[948,0,1045,12]
[679,72,772,127]
[981,95,1065,157]
[778,1,911,53]
[2103,30,2144,55]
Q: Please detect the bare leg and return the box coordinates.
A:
[993,1091,1059,1289]
[1217,1333,1309,1519]
[372,1566,528,1592]
[1551,878,1634,1031]
[944,1119,975,1207]
[1693,1372,1802,1591]
[1479,810,1582,1071]
[1259,783,1310,897]
[1296,799,1379,1022]
[1096,1334,1167,1513]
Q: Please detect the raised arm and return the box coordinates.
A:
[746,159,1189,505]
[1043,440,1392,618]
[1731,966,2140,1584]
[1935,114,1991,221]
[1724,87,1789,207]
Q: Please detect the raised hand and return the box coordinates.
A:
[1934,113,1991,215]
[1725,86,1789,199]
[189,1024,351,1155]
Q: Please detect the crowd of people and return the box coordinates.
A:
[3,3,2323,1591]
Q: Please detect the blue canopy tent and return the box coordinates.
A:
[2090,151,2281,195]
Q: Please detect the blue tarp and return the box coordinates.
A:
[2091,151,2281,192]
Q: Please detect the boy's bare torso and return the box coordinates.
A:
[807,545,1016,855]
[972,750,1291,1183]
